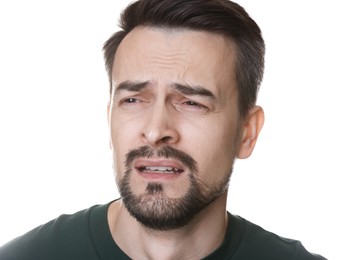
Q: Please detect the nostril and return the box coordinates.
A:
[160,136,173,143]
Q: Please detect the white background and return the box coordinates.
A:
[0,1,360,259]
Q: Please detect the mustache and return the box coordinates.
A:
[125,146,198,173]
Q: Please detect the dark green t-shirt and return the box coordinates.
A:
[0,201,326,259]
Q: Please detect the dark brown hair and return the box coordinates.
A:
[103,0,265,118]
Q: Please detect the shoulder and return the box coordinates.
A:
[0,204,104,260]
[229,214,327,260]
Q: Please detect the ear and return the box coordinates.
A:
[237,106,265,159]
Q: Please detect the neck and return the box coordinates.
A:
[108,193,228,260]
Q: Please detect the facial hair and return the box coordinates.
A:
[117,146,231,231]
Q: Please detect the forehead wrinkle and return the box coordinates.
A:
[113,27,237,106]
[144,50,189,73]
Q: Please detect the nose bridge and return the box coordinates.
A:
[142,96,178,146]
[149,99,169,128]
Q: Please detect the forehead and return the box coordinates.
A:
[112,27,237,96]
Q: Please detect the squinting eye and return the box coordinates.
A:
[120,98,143,105]
[184,101,198,106]
[124,98,138,103]
[182,100,209,112]
[118,97,143,108]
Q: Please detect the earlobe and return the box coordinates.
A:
[237,106,265,159]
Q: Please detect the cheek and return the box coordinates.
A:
[188,115,239,151]
[110,111,140,143]
[110,116,140,169]
[187,117,240,177]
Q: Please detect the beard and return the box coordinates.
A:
[116,146,231,231]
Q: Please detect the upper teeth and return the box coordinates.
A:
[142,166,181,173]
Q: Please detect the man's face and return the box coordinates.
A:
[109,27,243,230]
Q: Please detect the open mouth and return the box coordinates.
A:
[137,166,184,174]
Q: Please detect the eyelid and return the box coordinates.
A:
[123,97,139,103]
[118,96,143,106]
[184,100,207,108]
[176,99,210,113]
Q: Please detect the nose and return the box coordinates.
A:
[141,102,180,147]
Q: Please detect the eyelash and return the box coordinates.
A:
[183,100,205,107]
[182,100,209,112]
[123,98,139,103]
[118,97,143,106]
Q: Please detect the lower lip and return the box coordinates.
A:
[137,169,183,180]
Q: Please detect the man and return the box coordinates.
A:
[0,0,326,259]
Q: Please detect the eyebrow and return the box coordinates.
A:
[171,83,216,99]
[114,80,215,99]
[114,81,151,94]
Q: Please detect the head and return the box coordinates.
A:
[104,0,265,231]
[104,0,265,119]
